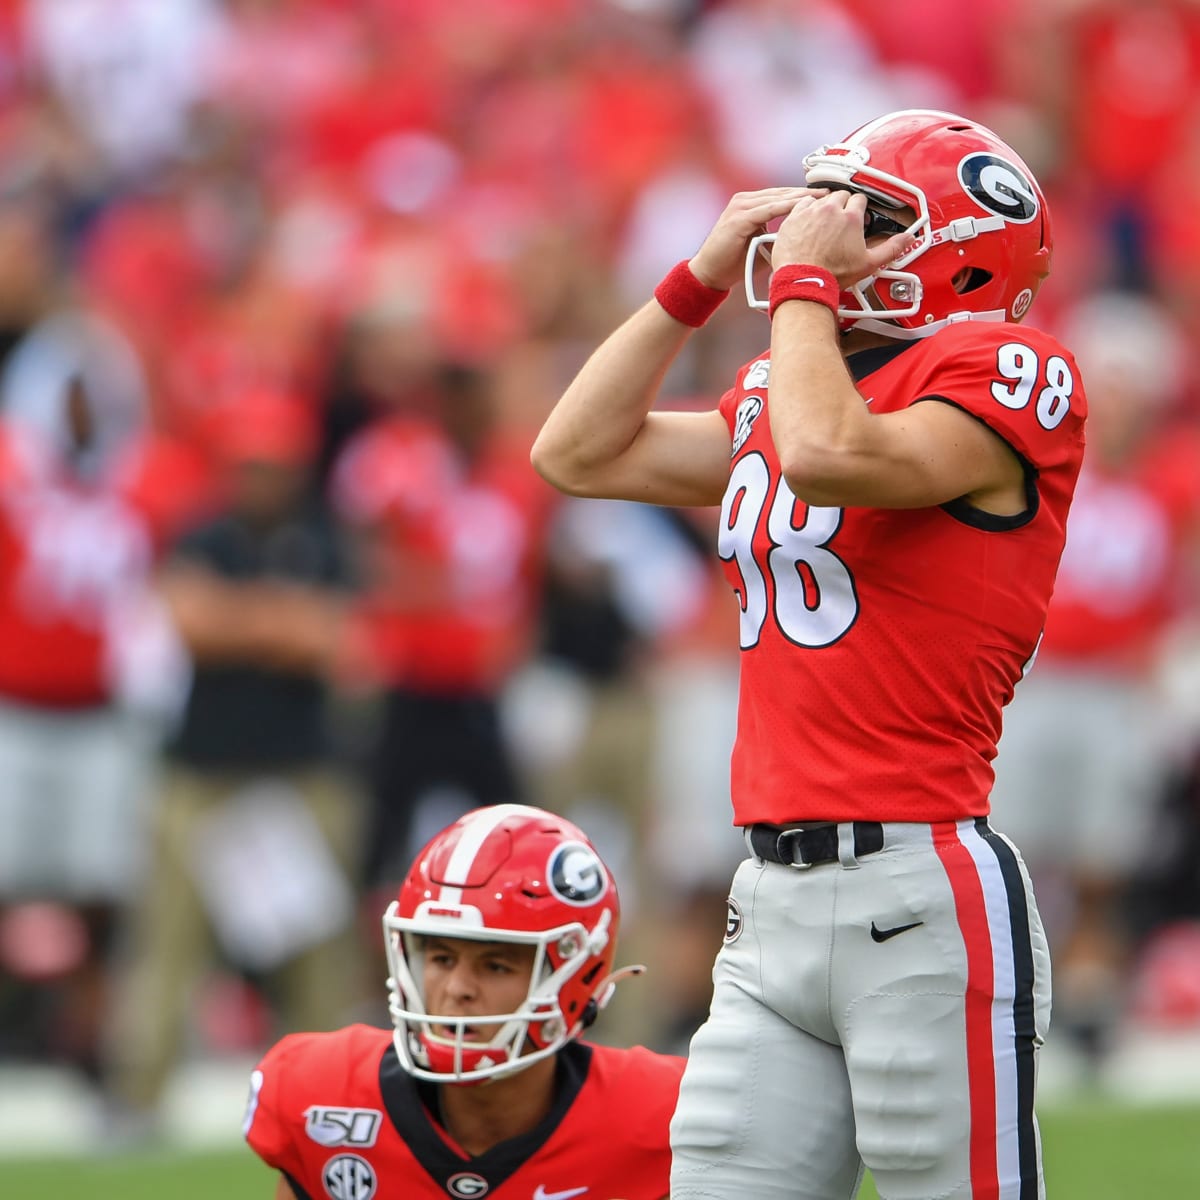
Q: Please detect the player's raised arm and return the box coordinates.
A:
[529,300,729,508]
[530,187,816,509]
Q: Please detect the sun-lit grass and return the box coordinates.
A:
[2,1102,1197,1199]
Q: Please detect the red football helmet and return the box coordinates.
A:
[746,109,1053,338]
[383,804,634,1084]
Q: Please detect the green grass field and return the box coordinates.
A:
[3,1102,1197,1199]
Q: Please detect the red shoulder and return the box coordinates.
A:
[923,319,1080,378]
[583,1042,686,1102]
[564,1043,684,1175]
[903,320,1087,472]
[257,1024,392,1083]
[243,1025,393,1171]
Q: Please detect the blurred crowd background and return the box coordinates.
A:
[2,0,1200,1145]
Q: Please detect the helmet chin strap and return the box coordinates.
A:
[847,307,1008,340]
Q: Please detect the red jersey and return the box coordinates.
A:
[717,322,1086,826]
[1064,1,1200,191]
[1037,430,1200,670]
[331,416,551,693]
[0,423,191,708]
[244,1025,683,1200]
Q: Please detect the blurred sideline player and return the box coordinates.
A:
[243,804,684,1199]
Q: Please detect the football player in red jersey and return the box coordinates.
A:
[243,804,683,1199]
[532,110,1087,1199]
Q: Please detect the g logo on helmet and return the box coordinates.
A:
[322,1153,377,1200]
[548,842,607,906]
[958,154,1039,224]
[447,1172,489,1197]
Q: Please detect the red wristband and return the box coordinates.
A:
[654,260,730,328]
[768,265,840,319]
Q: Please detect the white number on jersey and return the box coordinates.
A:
[990,342,1075,430]
[718,452,858,649]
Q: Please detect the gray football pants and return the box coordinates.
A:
[670,818,1051,1200]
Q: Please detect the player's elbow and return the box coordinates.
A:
[530,434,592,497]
[777,447,849,507]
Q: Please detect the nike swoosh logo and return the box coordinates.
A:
[870,920,924,943]
[534,1188,589,1200]
[791,276,827,287]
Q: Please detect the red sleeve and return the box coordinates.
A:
[717,356,768,435]
[243,1025,389,1179]
[584,1043,687,1156]
[243,1033,311,1178]
[915,322,1087,473]
[619,1045,687,1151]
[717,382,742,433]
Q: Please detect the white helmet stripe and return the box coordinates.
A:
[437,803,542,905]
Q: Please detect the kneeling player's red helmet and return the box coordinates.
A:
[747,109,1053,339]
[384,804,631,1084]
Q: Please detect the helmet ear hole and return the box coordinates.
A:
[954,266,993,294]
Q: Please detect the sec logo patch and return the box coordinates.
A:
[724,898,743,944]
[322,1153,377,1200]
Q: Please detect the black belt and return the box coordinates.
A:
[747,821,885,868]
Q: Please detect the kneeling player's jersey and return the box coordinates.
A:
[716,321,1087,826]
[244,1024,684,1199]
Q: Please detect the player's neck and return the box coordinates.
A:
[435,1055,558,1157]
[840,326,903,355]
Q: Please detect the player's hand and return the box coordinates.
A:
[688,187,825,292]
[771,190,912,289]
